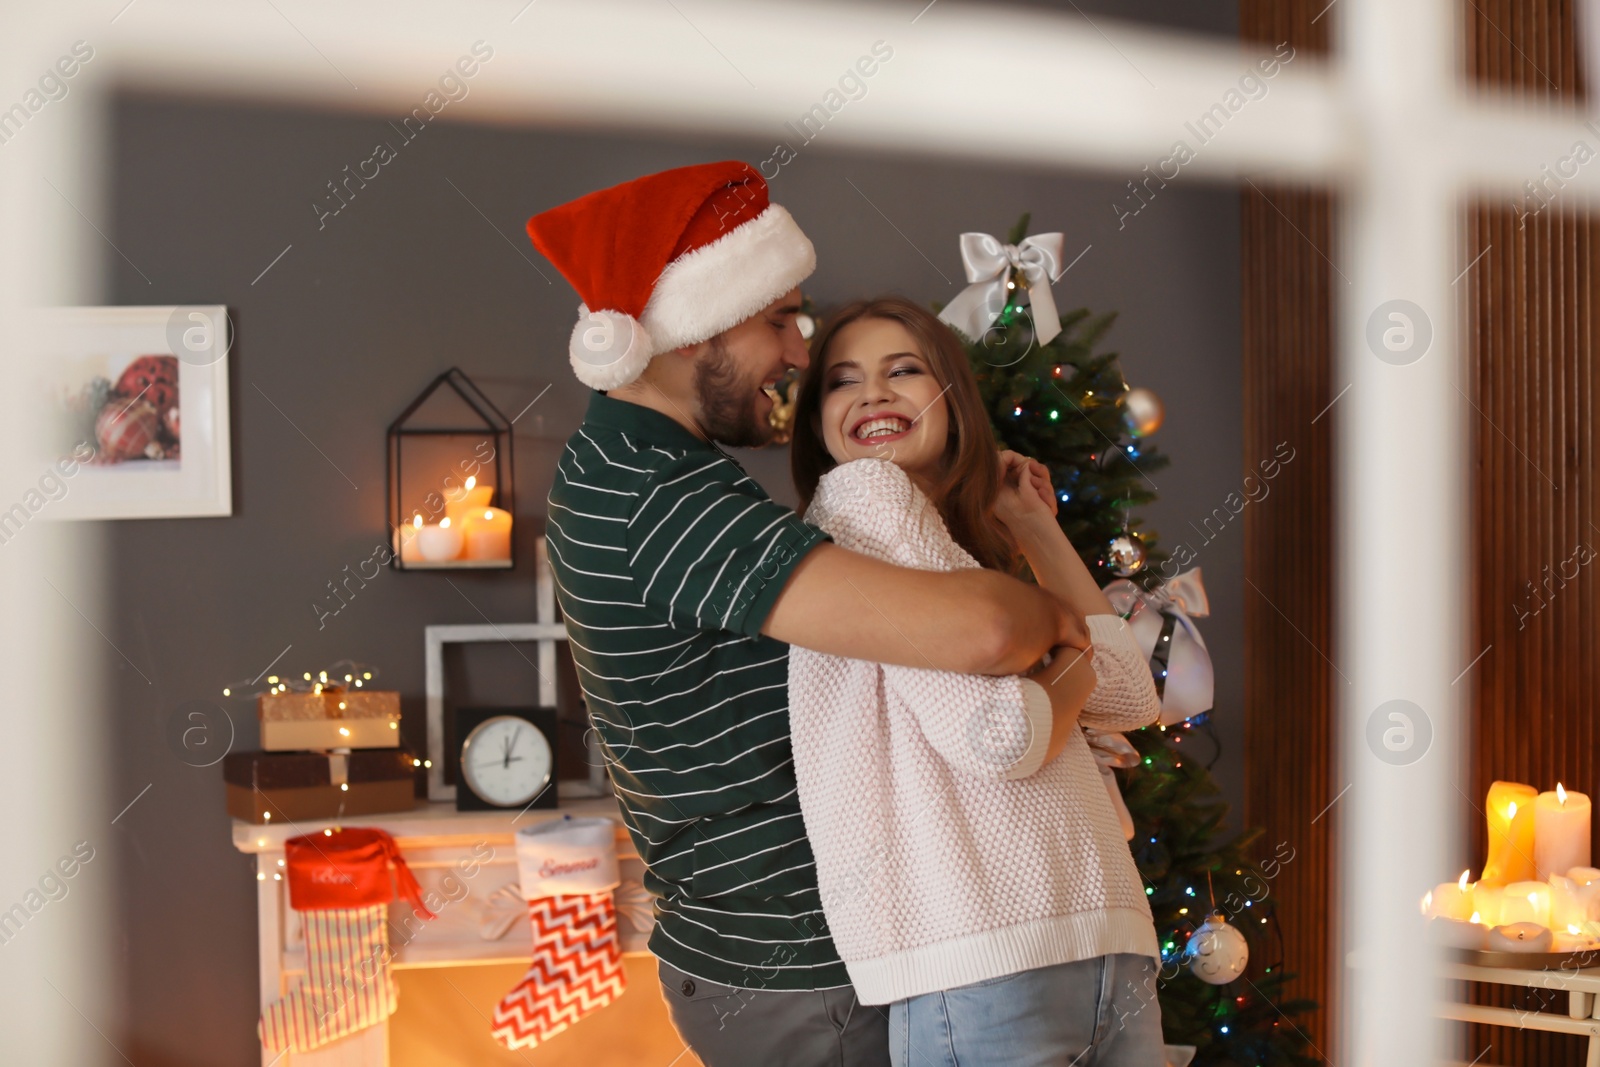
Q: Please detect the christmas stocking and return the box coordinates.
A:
[491,816,627,1050]
[258,828,435,1054]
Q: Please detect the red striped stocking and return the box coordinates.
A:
[257,828,434,1054]
[259,904,395,1052]
[491,816,628,1050]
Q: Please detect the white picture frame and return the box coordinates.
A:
[424,538,606,801]
[35,305,232,520]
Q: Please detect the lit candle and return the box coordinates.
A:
[1428,915,1488,950]
[1422,871,1476,921]
[1499,881,1552,927]
[445,475,495,525]
[416,517,464,562]
[1487,922,1554,953]
[1535,783,1592,881]
[463,507,512,562]
[1549,874,1591,929]
[1552,923,1600,953]
[1570,867,1600,917]
[392,513,426,563]
[1481,781,1538,885]
[1472,882,1506,927]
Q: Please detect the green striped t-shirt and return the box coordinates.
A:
[546,390,847,990]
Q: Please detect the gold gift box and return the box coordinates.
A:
[258,689,400,751]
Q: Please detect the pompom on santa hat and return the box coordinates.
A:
[526,161,815,391]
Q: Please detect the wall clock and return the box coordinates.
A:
[453,707,558,812]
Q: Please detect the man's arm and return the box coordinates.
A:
[761,542,1086,676]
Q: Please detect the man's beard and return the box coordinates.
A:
[693,335,772,448]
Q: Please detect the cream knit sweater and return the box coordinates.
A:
[788,458,1163,1006]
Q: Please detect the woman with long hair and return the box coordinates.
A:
[787,296,1166,1065]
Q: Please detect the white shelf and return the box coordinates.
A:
[231,798,627,854]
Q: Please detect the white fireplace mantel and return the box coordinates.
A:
[232,798,651,1067]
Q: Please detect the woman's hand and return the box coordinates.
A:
[993,450,1058,531]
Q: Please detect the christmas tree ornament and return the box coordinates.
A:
[491,817,627,1051]
[938,230,1069,343]
[1183,911,1249,984]
[258,828,435,1054]
[765,367,802,444]
[1122,386,1165,438]
[1107,530,1148,576]
[1102,567,1215,724]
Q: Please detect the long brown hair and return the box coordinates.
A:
[790,296,1019,575]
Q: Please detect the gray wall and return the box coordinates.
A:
[102,19,1243,1063]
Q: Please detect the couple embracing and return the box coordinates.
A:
[534,161,1166,1067]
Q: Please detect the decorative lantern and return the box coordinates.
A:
[386,368,515,571]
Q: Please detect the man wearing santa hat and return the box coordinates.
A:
[528,161,1086,1066]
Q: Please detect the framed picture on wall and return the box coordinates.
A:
[33,305,232,519]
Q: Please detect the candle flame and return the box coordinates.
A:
[1459,870,1471,891]
[412,513,423,530]
[1559,783,1568,804]
[1572,925,1582,935]
[484,509,494,520]
[1529,892,1540,904]
[465,475,476,491]
[441,517,452,528]
[1470,911,1482,924]
[1421,891,1433,914]
[1508,801,1518,818]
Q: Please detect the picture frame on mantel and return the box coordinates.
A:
[424,538,608,802]
[34,305,232,519]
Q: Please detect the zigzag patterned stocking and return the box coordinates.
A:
[490,815,628,1051]
[491,892,627,1049]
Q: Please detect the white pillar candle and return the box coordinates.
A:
[416,517,464,562]
[392,513,426,563]
[1472,882,1506,927]
[444,475,495,526]
[1536,784,1592,881]
[1550,874,1590,929]
[1500,881,1552,927]
[462,507,513,562]
[1428,916,1488,950]
[1421,871,1475,921]
[1487,922,1554,953]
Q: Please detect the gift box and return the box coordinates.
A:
[258,688,400,751]
[224,749,416,824]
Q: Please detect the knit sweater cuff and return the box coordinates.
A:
[1086,612,1140,652]
[1001,679,1054,781]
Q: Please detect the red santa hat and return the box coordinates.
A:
[526,161,815,391]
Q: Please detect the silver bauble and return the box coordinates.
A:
[1122,386,1165,438]
[1106,532,1148,577]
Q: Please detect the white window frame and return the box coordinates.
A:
[7,2,1591,1061]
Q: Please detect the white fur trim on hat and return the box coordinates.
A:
[569,305,654,391]
[639,203,816,354]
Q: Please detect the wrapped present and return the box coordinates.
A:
[1102,566,1214,725]
[224,749,416,824]
[258,688,400,750]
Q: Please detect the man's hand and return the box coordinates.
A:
[1050,594,1092,651]
[1027,643,1099,767]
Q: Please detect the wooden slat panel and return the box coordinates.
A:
[1460,2,1590,1063]
[1240,1,1594,1063]
[1238,1,1335,1056]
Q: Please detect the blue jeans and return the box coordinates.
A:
[888,954,1165,1067]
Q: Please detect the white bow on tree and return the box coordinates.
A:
[937,231,1068,343]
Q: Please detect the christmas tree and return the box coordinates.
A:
[958,215,1321,1065]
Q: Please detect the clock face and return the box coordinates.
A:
[460,715,553,807]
